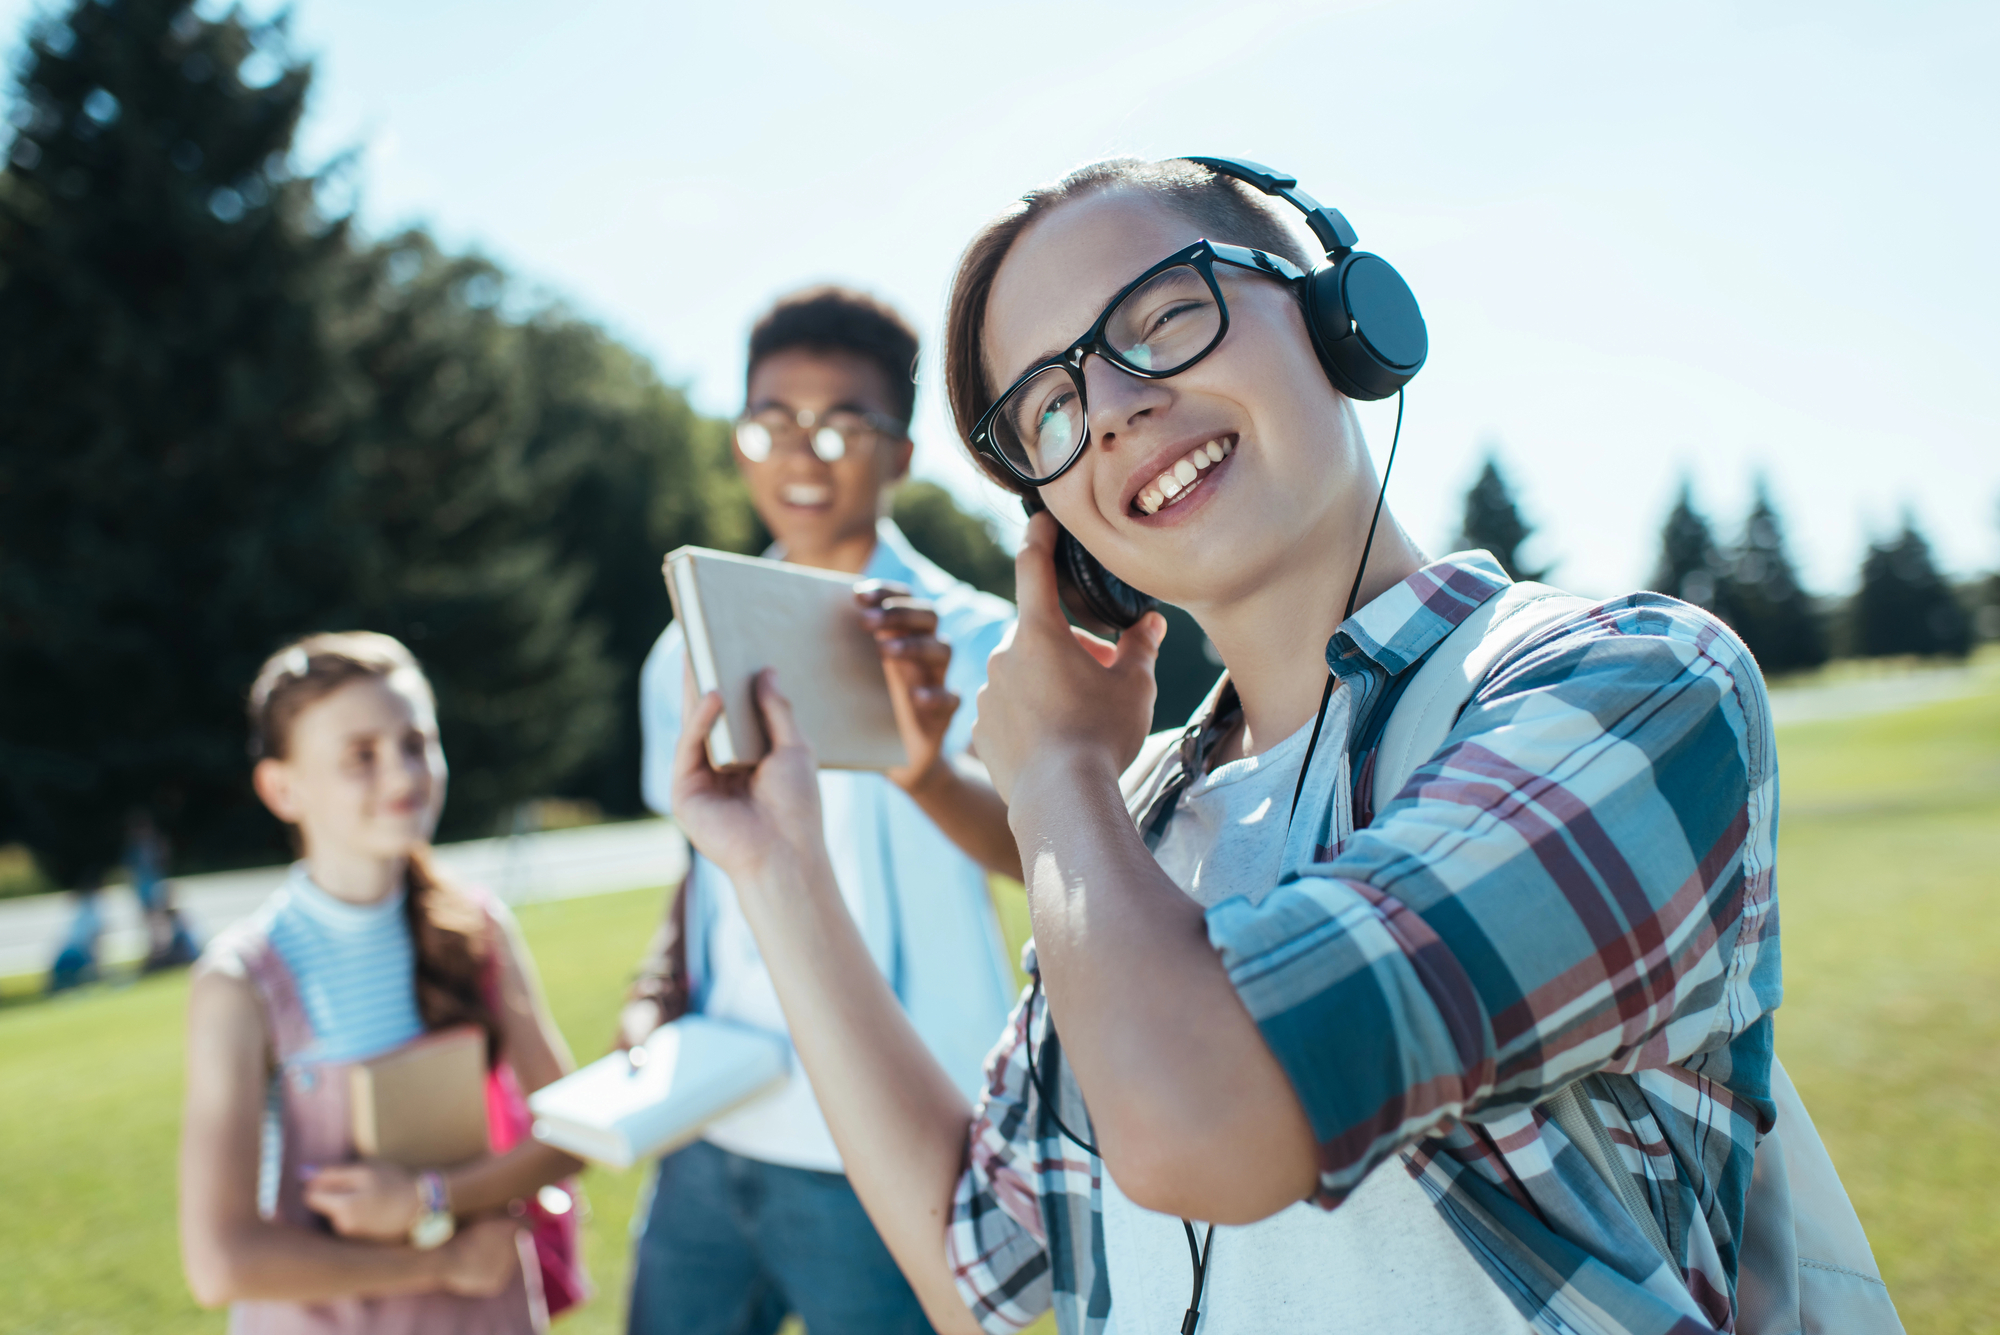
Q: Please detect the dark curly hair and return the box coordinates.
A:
[746,285,922,428]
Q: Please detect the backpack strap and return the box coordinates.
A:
[1365,579,1906,1334]
[1371,580,1589,812]
[195,910,318,1066]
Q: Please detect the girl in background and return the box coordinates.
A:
[179,632,588,1333]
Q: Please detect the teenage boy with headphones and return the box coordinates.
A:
[654,159,1894,1335]
[620,287,1020,1335]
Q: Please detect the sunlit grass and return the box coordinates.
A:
[0,681,1993,1331]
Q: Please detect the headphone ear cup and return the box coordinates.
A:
[1303,253,1429,401]
[1052,526,1157,637]
[1021,492,1158,636]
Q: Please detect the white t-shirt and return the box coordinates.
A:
[1102,696,1532,1334]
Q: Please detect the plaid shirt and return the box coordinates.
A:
[948,552,1780,1335]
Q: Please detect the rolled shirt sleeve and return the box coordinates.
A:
[1207,599,1781,1204]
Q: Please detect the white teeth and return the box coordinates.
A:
[782,484,831,505]
[1134,437,1238,516]
[1128,439,1232,519]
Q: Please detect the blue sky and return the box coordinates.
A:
[7,0,1996,595]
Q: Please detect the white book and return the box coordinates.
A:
[528,1016,790,1170]
[663,544,906,772]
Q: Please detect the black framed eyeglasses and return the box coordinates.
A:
[970,239,1306,486]
[735,406,907,464]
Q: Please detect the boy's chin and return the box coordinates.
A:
[765,505,876,545]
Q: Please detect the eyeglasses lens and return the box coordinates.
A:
[735,420,774,463]
[990,263,1222,482]
[993,365,1086,481]
[1105,264,1221,376]
[811,426,847,462]
[735,412,864,464]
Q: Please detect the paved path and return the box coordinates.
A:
[0,819,687,982]
[1767,659,1994,727]
[6,656,1991,982]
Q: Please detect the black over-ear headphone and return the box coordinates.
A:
[1029,156,1427,635]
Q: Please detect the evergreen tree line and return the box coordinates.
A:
[1461,455,1990,675]
[2,2,1991,890]
[0,0,1011,885]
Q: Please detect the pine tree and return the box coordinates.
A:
[0,0,357,879]
[512,309,760,817]
[0,2,649,875]
[1725,480,1827,674]
[1456,453,1548,581]
[1852,515,1972,659]
[329,234,626,843]
[1649,480,1732,613]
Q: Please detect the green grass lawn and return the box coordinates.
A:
[1,680,1994,1332]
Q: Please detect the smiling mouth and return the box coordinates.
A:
[1135,436,1235,516]
[781,483,833,507]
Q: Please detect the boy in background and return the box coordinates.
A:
[622,287,1018,1335]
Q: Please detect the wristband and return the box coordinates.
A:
[410,1170,455,1251]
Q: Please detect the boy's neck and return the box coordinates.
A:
[1196,514,1426,766]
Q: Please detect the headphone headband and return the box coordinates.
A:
[1181,155,1359,256]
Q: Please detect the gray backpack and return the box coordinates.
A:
[1373,578,1903,1335]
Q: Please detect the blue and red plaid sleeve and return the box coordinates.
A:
[1207,595,1780,1204]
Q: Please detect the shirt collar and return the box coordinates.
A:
[1330,548,1512,677]
[1171,549,1513,738]
[282,861,407,933]
[759,517,947,595]
[1128,548,1515,854]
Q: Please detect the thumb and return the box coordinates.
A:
[754,669,811,752]
[1112,611,1168,679]
[1012,511,1067,635]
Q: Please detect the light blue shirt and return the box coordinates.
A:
[639,518,1018,1171]
[265,863,425,1066]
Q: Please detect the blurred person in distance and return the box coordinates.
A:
[178,632,588,1329]
[128,808,202,971]
[46,879,104,993]
[621,288,1019,1335]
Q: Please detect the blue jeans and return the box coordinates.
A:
[628,1140,936,1335]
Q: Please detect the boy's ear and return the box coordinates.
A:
[252,758,302,824]
[887,434,914,484]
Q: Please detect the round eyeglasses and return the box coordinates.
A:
[734,406,906,464]
[970,239,1306,487]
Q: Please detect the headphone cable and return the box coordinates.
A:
[1026,975,1218,1333]
[1028,389,1405,1334]
[1180,1219,1217,1334]
[1288,388,1405,828]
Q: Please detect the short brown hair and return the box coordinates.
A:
[247,631,428,762]
[746,286,922,428]
[943,158,1316,491]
